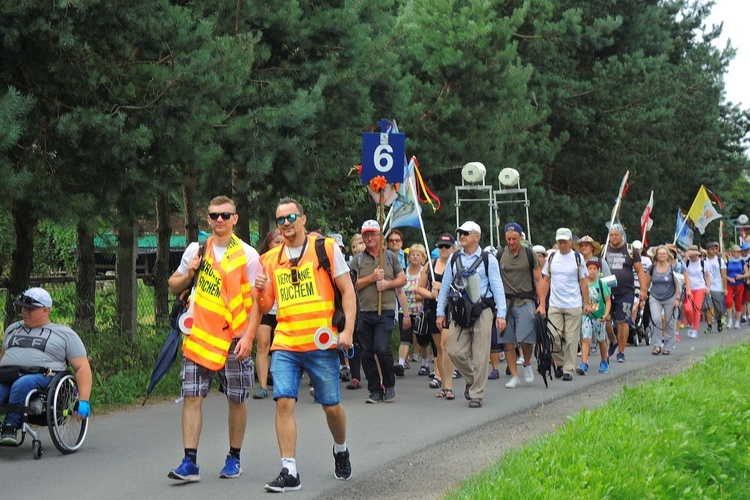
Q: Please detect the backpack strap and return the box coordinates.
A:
[315,237,337,291]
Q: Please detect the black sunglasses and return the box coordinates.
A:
[208,212,235,221]
[276,213,300,225]
[437,244,452,249]
[457,230,471,237]
[17,294,43,308]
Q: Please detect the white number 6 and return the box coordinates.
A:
[374,145,394,172]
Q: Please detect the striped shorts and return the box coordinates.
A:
[180,338,254,403]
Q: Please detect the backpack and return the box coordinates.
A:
[315,237,359,333]
[546,250,582,274]
[448,251,491,328]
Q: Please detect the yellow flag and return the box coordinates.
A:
[687,185,722,234]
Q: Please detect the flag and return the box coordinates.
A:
[675,208,694,248]
[640,190,654,246]
[705,187,725,209]
[387,158,421,229]
[688,185,722,234]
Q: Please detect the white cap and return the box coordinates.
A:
[15,287,53,308]
[457,221,482,235]
[632,240,643,250]
[555,227,573,241]
[532,244,547,256]
[361,220,380,234]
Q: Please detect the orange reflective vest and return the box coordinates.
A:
[183,234,253,370]
[266,235,337,352]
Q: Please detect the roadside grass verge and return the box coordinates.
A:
[446,342,750,499]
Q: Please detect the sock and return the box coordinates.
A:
[229,447,240,460]
[421,359,429,368]
[333,442,347,454]
[398,358,405,366]
[185,448,197,463]
[282,457,297,477]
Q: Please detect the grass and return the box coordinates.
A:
[446,342,750,499]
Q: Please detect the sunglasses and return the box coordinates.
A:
[276,213,300,225]
[437,244,452,249]
[457,230,471,237]
[388,238,402,243]
[208,212,235,221]
[17,294,43,308]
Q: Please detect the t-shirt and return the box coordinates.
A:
[1,322,87,372]
[179,240,262,284]
[605,244,641,296]
[685,258,706,291]
[498,246,541,306]
[704,256,726,292]
[649,265,677,301]
[542,251,587,308]
[586,278,611,320]
[351,249,403,311]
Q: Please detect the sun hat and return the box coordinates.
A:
[573,235,601,255]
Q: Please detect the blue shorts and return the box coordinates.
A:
[270,349,341,406]
[612,292,634,324]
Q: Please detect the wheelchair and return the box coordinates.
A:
[0,370,89,459]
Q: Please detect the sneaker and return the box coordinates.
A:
[393,364,405,377]
[452,369,462,379]
[735,320,741,329]
[383,387,396,403]
[264,468,301,493]
[554,366,564,379]
[516,356,524,365]
[505,366,511,376]
[608,342,618,358]
[339,366,351,382]
[333,447,352,480]
[505,376,521,388]
[488,369,500,380]
[309,387,315,397]
[411,353,421,363]
[346,378,361,390]
[168,457,201,482]
[599,360,609,373]
[253,387,269,399]
[365,391,383,404]
[576,363,588,375]
[562,373,573,381]
[219,454,242,478]
[616,352,626,363]
[726,321,733,330]
[523,365,535,384]
[0,425,18,446]
[688,330,698,339]
[717,323,724,333]
[741,317,747,325]
[704,325,712,336]
[417,366,429,376]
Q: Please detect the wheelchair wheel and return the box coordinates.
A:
[46,373,89,454]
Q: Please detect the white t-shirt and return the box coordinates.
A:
[542,251,588,308]
[704,256,726,292]
[685,259,707,291]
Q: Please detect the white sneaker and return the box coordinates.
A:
[516,356,524,365]
[735,320,741,329]
[726,322,733,329]
[687,330,698,338]
[505,376,521,389]
[523,365,534,384]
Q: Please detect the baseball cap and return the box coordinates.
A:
[14,287,53,309]
[327,233,346,250]
[705,241,719,249]
[555,227,573,241]
[361,220,380,234]
[457,221,481,235]
[435,232,456,247]
[632,240,643,250]
[532,244,547,257]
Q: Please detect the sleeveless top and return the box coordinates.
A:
[404,268,423,316]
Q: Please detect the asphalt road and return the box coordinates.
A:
[1,325,747,500]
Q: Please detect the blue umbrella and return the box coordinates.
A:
[142,312,183,405]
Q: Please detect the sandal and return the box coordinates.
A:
[464,382,471,401]
[429,377,442,389]
[662,349,671,355]
[444,388,455,400]
[652,346,662,355]
[469,398,483,408]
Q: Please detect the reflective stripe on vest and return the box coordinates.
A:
[183,235,252,370]
[267,235,338,352]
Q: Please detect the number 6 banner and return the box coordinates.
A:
[361,130,406,185]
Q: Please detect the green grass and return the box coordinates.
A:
[446,342,750,499]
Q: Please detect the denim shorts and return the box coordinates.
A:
[270,349,341,406]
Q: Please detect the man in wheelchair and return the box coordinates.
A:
[0,287,92,446]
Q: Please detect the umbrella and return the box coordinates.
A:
[533,313,553,388]
[142,315,183,405]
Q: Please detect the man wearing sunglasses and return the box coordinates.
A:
[237,197,355,492]
[1,287,92,446]
[167,195,262,482]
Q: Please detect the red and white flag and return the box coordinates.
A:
[640,190,654,246]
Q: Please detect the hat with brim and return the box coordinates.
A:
[573,235,601,255]
[532,244,547,257]
[686,244,701,257]
[14,287,52,309]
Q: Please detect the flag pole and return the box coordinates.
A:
[674,213,689,246]
[602,170,630,260]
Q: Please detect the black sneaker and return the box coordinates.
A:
[0,425,19,446]
[717,323,724,333]
[562,373,573,381]
[264,468,301,493]
[607,342,618,358]
[333,447,352,480]
[554,366,564,379]
[383,387,396,403]
[365,391,383,404]
[393,364,405,377]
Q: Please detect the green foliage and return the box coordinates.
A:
[447,342,750,498]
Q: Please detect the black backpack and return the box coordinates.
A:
[315,237,359,333]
